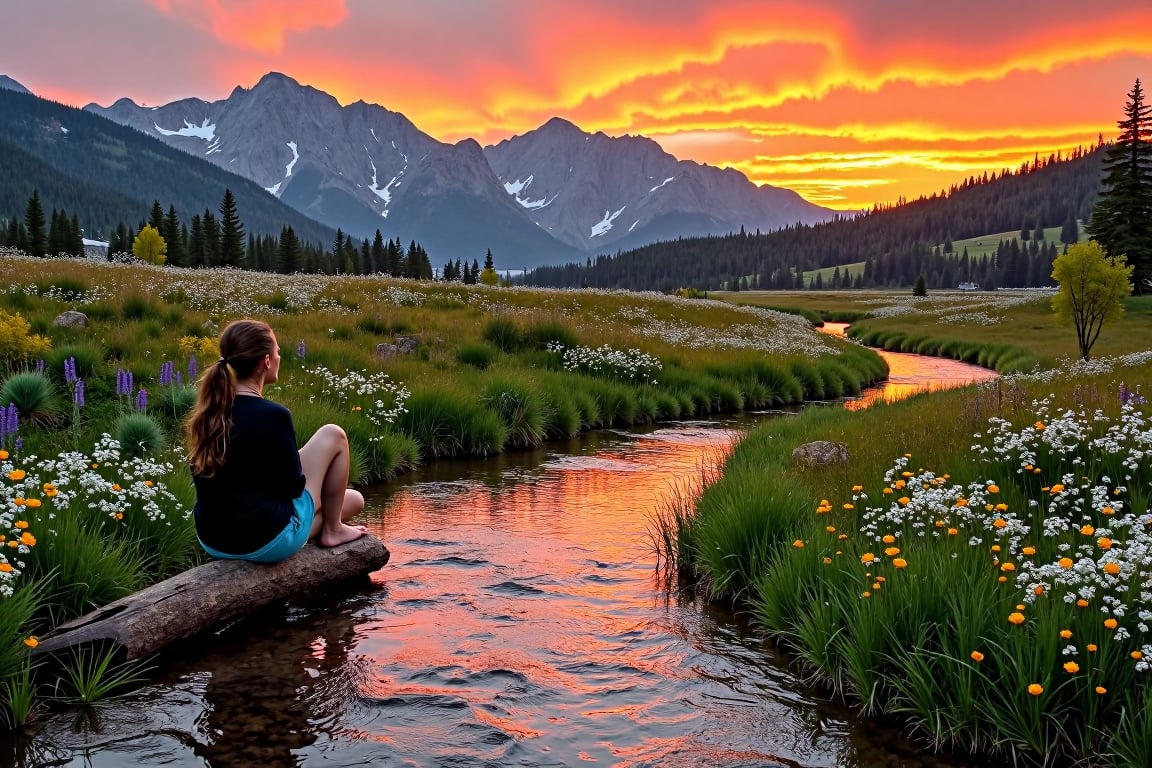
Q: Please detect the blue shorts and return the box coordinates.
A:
[199,490,315,564]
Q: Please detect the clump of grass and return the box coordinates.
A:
[455,343,498,370]
[482,317,525,352]
[263,291,290,312]
[55,643,153,704]
[114,413,164,457]
[482,375,551,448]
[120,293,159,321]
[524,320,579,350]
[0,372,61,427]
[34,276,88,303]
[397,389,507,458]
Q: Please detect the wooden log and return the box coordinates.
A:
[33,535,390,660]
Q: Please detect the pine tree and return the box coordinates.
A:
[1060,209,1080,245]
[370,230,385,274]
[47,209,67,256]
[1087,78,1152,291]
[69,213,83,256]
[913,274,927,296]
[24,190,46,257]
[149,200,165,233]
[277,226,301,273]
[164,205,186,266]
[218,189,245,267]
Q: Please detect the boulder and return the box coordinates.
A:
[33,535,390,660]
[375,343,398,360]
[792,440,849,467]
[52,310,88,328]
[395,335,421,355]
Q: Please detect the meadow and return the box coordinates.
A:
[0,246,886,728]
[661,289,1152,766]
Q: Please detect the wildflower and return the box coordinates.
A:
[1001,562,1016,572]
[1102,506,1115,515]
[872,582,881,590]
[1034,421,1045,431]
[792,540,804,548]
[991,545,1001,553]
[1022,546,1036,556]
[885,547,900,557]
[995,503,1008,512]
[822,557,832,564]
[861,591,871,598]
[837,534,848,540]
[1132,651,1144,660]
[136,388,148,411]
[882,487,893,495]
[825,526,836,533]
[970,651,984,662]
[1077,599,1089,608]
[955,498,969,507]
[1059,557,1074,569]
[7,469,25,481]
[1064,661,1080,673]
[23,637,37,648]
[998,576,1008,582]
[1104,563,1121,575]
[114,513,123,521]
[894,480,906,489]
[14,521,27,530]
[0,450,7,460]
[861,552,877,564]
[1098,537,1113,549]
[1105,618,1118,629]
[948,528,958,535]
[12,499,24,507]
[1088,644,1098,652]
[74,378,85,408]
[842,503,854,511]
[296,339,306,359]
[0,563,10,573]
[1050,484,1065,494]
[851,485,863,492]
[882,534,896,544]
[993,518,1007,529]
[1028,683,1044,696]
[1080,524,1095,536]
[1034,586,1045,595]
[1060,629,1073,639]
[144,480,154,487]
[892,558,908,569]
[20,532,35,547]
[987,484,1000,494]
[898,496,911,505]
[1009,612,1026,625]
[1096,686,1107,695]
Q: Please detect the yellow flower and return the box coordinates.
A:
[948,527,958,536]
[1104,563,1121,575]
[1077,599,1089,608]
[934,520,945,528]
[24,499,40,509]
[1028,683,1044,696]
[1063,661,1080,673]
[993,518,1007,529]
[1059,557,1074,569]
[1132,651,1144,660]
[995,503,1008,512]
[23,636,37,648]
[1087,644,1098,652]
[144,480,154,487]
[1000,562,1016,572]
[861,591,871,598]
[970,651,984,662]
[892,558,908,569]
[882,487,893,495]
[1034,421,1046,431]
[822,557,832,564]
[990,545,1001,553]
[20,532,35,547]
[898,497,911,505]
[1022,546,1036,556]
[1098,537,1113,549]
[987,484,1000,494]
[842,503,854,511]
[0,450,8,460]
[872,582,881,590]
[894,480,906,489]
[860,553,876,564]
[901,471,913,478]
[1050,484,1065,494]
[1080,524,1095,536]
[1105,618,1119,629]
[1060,629,1072,639]
[882,534,896,544]
[851,485,863,492]
[997,576,1007,583]
[7,470,25,481]
[6,542,16,549]
[14,521,28,530]
[825,526,836,533]
[837,534,849,540]
[1095,686,1107,695]
[792,540,804,548]
[1009,612,1026,625]
[885,547,900,557]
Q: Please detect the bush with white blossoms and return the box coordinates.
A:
[547,342,662,385]
[303,366,411,436]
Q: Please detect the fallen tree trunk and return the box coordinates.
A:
[34,535,390,660]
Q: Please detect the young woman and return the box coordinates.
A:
[186,319,367,563]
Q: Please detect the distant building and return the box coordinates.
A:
[82,238,109,260]
[958,281,979,291]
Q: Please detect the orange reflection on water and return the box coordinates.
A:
[819,322,998,409]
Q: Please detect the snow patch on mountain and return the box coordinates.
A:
[649,176,675,193]
[155,118,216,141]
[591,206,626,237]
[265,140,299,196]
[503,175,557,210]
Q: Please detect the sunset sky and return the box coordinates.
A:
[4,0,1151,210]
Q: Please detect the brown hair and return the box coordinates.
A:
[185,319,275,477]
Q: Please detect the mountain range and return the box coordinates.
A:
[73,72,832,268]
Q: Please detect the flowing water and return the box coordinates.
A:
[20,342,999,768]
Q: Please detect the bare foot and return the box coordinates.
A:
[318,524,369,548]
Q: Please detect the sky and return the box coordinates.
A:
[3,0,1151,210]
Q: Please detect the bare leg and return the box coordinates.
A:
[299,424,367,547]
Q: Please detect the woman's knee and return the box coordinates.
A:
[318,423,348,448]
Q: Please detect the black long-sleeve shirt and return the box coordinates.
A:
[193,396,307,555]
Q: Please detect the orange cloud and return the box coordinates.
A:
[150,0,348,53]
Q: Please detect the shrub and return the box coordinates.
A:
[524,320,579,350]
[0,372,60,428]
[481,376,550,448]
[34,276,88,303]
[0,311,51,366]
[121,293,158,321]
[263,291,290,312]
[47,343,103,381]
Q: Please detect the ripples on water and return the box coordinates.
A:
[22,351,999,768]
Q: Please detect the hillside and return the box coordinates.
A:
[0,88,337,247]
[525,147,1104,292]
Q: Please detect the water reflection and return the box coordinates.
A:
[23,359,999,766]
[818,322,998,409]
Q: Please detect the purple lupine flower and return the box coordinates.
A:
[64,356,77,384]
[116,368,126,396]
[36,359,45,374]
[176,370,184,388]
[1121,383,1130,405]
[296,339,306,359]
[136,388,148,411]
[189,355,198,381]
[74,379,85,409]
[160,360,174,387]
[0,409,6,443]
[12,436,22,454]
[5,403,16,435]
